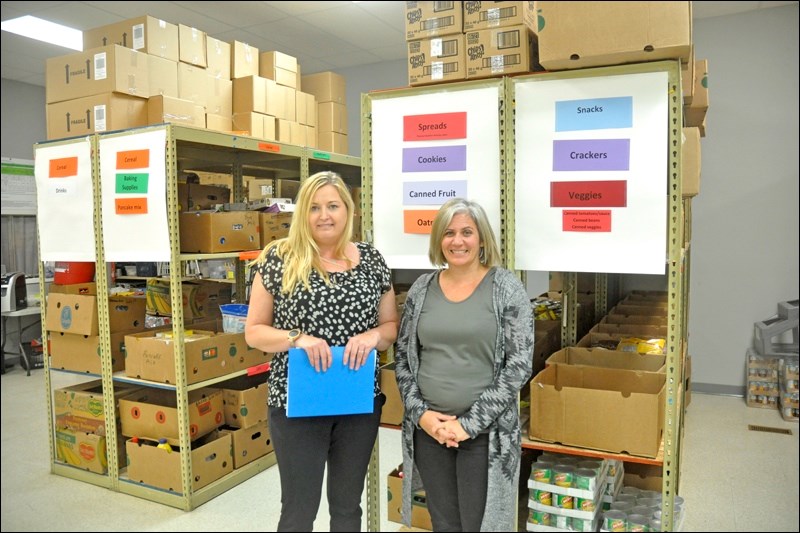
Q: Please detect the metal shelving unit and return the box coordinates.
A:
[363,61,689,531]
[35,124,361,511]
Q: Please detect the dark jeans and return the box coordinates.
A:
[269,397,382,532]
[413,428,489,532]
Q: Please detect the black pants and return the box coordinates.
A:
[269,397,382,532]
[413,428,489,532]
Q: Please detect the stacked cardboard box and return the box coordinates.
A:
[219,373,274,468]
[301,71,347,153]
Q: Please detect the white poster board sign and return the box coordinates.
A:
[34,140,97,261]
[2,158,36,215]
[99,128,171,261]
[371,85,502,269]
[514,71,668,274]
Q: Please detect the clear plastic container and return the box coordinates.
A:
[220,304,249,333]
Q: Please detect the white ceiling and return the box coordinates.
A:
[1,1,797,88]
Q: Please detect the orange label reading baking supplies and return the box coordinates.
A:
[116,149,149,169]
[403,210,438,234]
[49,157,78,178]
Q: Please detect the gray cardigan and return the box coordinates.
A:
[394,268,534,531]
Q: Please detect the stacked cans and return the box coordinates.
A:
[601,486,685,531]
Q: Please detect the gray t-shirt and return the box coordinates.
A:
[417,268,497,416]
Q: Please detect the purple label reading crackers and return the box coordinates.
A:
[553,139,630,171]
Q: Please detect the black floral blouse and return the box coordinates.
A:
[257,241,392,409]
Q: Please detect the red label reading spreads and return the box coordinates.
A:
[562,210,612,232]
[550,180,627,208]
[404,112,467,141]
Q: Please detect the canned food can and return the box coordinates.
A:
[555,514,570,529]
[554,493,574,509]
[609,500,635,513]
[631,505,655,518]
[570,516,592,531]
[531,489,552,507]
[576,459,603,473]
[649,518,662,532]
[603,510,628,532]
[639,490,661,501]
[574,468,597,490]
[620,486,642,497]
[575,497,596,512]
[552,464,575,488]
[615,493,638,504]
[627,513,650,532]
[531,461,553,484]
[637,497,661,508]
[529,509,551,526]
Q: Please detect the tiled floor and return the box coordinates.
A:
[1,365,798,532]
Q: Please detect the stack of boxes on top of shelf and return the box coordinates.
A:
[404,1,542,87]
[747,299,799,422]
[44,15,348,155]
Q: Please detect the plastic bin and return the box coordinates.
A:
[220,304,249,333]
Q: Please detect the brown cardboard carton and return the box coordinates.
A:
[408,34,466,86]
[45,293,145,336]
[221,373,269,428]
[176,62,208,107]
[317,102,347,134]
[147,95,205,127]
[231,41,260,79]
[147,55,179,98]
[56,428,107,474]
[545,346,665,373]
[83,15,179,62]
[46,45,149,104]
[46,93,148,140]
[178,24,207,67]
[529,364,665,458]
[681,127,701,197]
[387,465,433,530]
[220,420,273,468]
[206,36,232,80]
[465,24,540,79]
[380,363,404,426]
[49,329,130,374]
[405,1,464,40]
[463,1,537,33]
[54,380,142,436]
[126,431,232,492]
[124,329,257,385]
[179,211,260,253]
[300,71,346,105]
[118,387,224,445]
[537,1,692,71]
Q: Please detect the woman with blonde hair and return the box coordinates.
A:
[245,171,398,531]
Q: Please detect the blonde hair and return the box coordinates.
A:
[428,198,501,268]
[253,171,355,294]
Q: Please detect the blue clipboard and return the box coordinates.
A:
[287,346,376,417]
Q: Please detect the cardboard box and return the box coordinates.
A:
[45,293,146,336]
[405,1,464,40]
[231,41,260,79]
[465,24,540,79]
[545,346,666,373]
[537,1,692,71]
[592,322,669,339]
[46,93,148,140]
[118,387,224,445]
[178,182,232,212]
[148,95,205,127]
[387,465,433,530]
[317,102,347,134]
[681,127,701,197]
[206,113,234,133]
[463,1,537,33]
[177,62,208,107]
[83,15,179,62]
[600,314,668,327]
[126,430,232,492]
[49,329,131,374]
[147,55,179,98]
[220,420,273,468]
[529,364,665,458]
[46,45,149,104]
[56,428,107,474]
[179,211,260,253]
[205,76,233,117]
[259,212,293,246]
[408,34,466,86]
[380,363,404,426]
[54,380,142,436]
[206,36,232,80]
[124,329,259,385]
[222,373,269,428]
[300,71,346,105]
[144,278,232,320]
[684,58,708,127]
[178,24,207,67]
[317,132,348,154]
